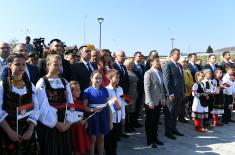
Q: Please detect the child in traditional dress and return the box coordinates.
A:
[83,70,110,155]
[0,53,40,154]
[104,69,125,155]
[36,54,74,155]
[192,71,209,132]
[211,68,224,126]
[222,65,235,124]
[201,69,215,128]
[70,81,90,155]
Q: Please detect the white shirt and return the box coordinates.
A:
[222,73,234,95]
[202,78,215,94]
[25,65,30,81]
[81,59,94,71]
[36,77,74,128]
[106,85,125,123]
[152,68,161,84]
[0,57,7,67]
[0,81,40,125]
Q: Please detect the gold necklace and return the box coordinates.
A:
[11,79,25,89]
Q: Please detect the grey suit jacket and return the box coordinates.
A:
[163,60,185,98]
[144,68,166,106]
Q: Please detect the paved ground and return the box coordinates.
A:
[117,113,235,155]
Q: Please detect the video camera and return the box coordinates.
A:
[33,38,45,58]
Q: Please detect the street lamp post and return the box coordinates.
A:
[170,38,175,50]
[97,17,104,50]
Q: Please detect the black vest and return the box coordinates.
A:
[2,79,32,133]
[43,76,67,122]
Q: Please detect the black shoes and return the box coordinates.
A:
[173,131,184,136]
[134,122,143,128]
[147,143,157,148]
[228,119,235,123]
[178,119,189,123]
[155,138,164,145]
[165,134,176,140]
[120,133,129,138]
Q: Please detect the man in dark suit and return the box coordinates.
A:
[0,43,39,85]
[221,51,234,73]
[112,50,129,138]
[38,39,71,81]
[202,54,219,79]
[187,53,201,81]
[163,48,185,140]
[112,50,129,94]
[133,51,145,127]
[71,45,97,95]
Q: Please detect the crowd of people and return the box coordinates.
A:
[0,37,234,155]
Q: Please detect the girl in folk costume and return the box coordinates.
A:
[104,69,125,155]
[211,68,224,126]
[36,54,74,155]
[69,81,90,155]
[83,70,110,155]
[201,69,215,128]
[192,71,209,132]
[0,53,40,154]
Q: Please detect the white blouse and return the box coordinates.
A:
[222,73,235,95]
[106,85,125,123]
[36,77,74,128]
[0,81,40,125]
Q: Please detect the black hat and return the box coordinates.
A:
[64,49,76,55]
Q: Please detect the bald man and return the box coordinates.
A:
[0,42,10,67]
[113,51,129,93]
[0,43,39,85]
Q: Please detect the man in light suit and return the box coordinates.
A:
[144,57,165,148]
[163,48,185,139]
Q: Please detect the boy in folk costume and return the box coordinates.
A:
[36,54,75,155]
[222,65,235,124]
[0,53,40,154]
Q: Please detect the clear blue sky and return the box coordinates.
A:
[0,0,235,56]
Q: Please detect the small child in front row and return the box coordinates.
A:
[104,69,125,155]
[192,71,209,132]
[201,69,215,128]
[83,70,111,155]
[69,81,91,155]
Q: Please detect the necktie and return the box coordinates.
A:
[176,63,182,76]
[120,64,125,75]
[193,64,198,72]
[138,64,143,75]
[87,63,92,73]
